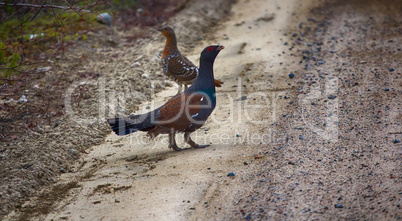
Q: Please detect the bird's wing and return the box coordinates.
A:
[156,93,206,130]
[166,55,198,82]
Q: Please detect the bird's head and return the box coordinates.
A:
[200,45,225,62]
[158,26,175,38]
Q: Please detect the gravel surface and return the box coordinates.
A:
[221,0,402,220]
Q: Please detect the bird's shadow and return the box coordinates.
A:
[120,144,212,165]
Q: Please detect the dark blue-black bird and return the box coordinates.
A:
[107,45,224,151]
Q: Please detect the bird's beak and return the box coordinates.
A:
[218,45,225,51]
[157,27,164,32]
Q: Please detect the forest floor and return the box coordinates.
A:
[1,0,401,220]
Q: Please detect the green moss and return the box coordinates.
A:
[3,53,20,78]
[64,35,72,41]
[0,3,120,80]
[113,0,137,8]
[73,33,80,40]
[0,10,102,44]
[0,42,6,64]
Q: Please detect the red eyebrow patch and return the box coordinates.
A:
[206,47,214,52]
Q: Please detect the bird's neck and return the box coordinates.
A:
[189,60,216,95]
[163,36,179,57]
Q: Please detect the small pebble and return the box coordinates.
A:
[227,172,235,177]
[237,96,247,101]
[115,199,120,203]
[54,120,62,128]
[328,95,336,100]
[125,155,138,162]
[335,204,344,208]
[96,12,112,26]
[36,66,51,73]
[389,68,394,72]
[69,148,78,156]
[131,62,141,68]
[289,73,295,79]
[384,88,390,91]
[141,73,150,79]
[60,168,66,173]
[243,161,249,165]
[18,95,28,103]
[393,139,400,144]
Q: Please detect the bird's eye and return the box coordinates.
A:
[164,28,168,31]
[207,47,214,52]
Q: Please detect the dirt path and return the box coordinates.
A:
[6,0,306,220]
[4,0,401,220]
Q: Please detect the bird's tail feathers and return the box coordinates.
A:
[214,79,223,87]
[107,114,155,136]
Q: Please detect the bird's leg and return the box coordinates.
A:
[176,83,182,94]
[184,132,209,148]
[184,84,188,90]
[169,130,182,151]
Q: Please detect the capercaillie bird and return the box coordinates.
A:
[158,26,223,94]
[108,45,224,151]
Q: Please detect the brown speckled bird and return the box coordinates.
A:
[158,26,223,94]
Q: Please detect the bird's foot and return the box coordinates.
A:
[169,145,182,151]
[191,144,210,149]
